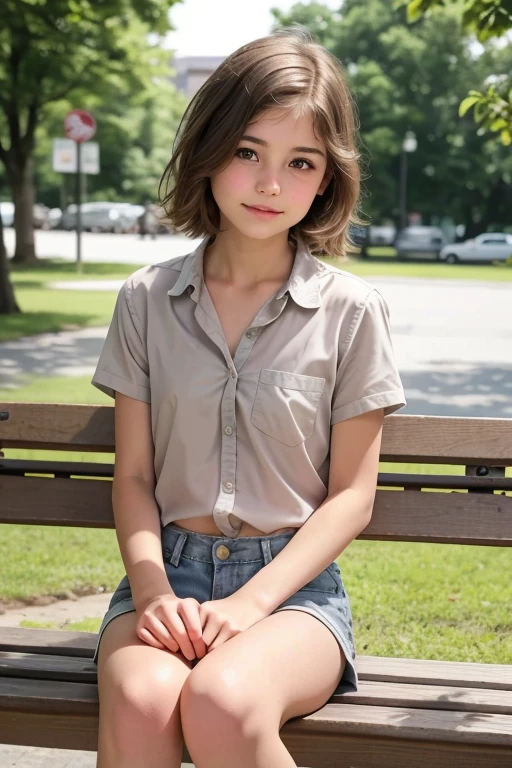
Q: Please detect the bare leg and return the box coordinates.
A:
[95,611,193,768]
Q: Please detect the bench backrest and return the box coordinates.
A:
[1,403,511,546]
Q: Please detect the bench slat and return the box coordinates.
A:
[1,474,511,544]
[2,651,511,715]
[298,703,512,745]
[0,675,510,746]
[0,629,510,691]
[0,628,97,657]
[357,655,512,690]
[2,404,512,463]
[335,680,512,714]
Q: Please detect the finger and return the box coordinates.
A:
[201,613,221,649]
[160,611,197,661]
[179,601,207,659]
[143,613,180,654]
[137,625,167,651]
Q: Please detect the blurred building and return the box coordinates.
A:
[171,56,225,98]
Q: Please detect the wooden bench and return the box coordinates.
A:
[0,402,511,766]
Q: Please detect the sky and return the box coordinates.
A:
[165,0,342,57]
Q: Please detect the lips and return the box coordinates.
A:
[243,204,283,214]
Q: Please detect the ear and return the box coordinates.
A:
[317,170,332,196]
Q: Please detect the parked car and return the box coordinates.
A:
[439,232,512,264]
[0,201,14,227]
[368,225,396,246]
[59,202,144,233]
[394,226,446,260]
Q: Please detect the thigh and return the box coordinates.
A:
[186,609,345,728]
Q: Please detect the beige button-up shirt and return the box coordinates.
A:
[92,236,406,538]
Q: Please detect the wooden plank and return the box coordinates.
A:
[0,403,115,452]
[1,474,511,545]
[335,680,512,715]
[0,628,97,657]
[297,703,512,744]
[1,632,509,694]
[0,676,97,714]
[282,730,512,768]
[2,653,510,716]
[0,652,97,684]
[2,404,512,464]
[357,656,512,691]
[3,460,512,493]
[0,476,114,527]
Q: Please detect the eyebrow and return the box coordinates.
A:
[240,134,325,158]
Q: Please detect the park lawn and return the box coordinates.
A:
[1,255,511,342]
[1,376,511,664]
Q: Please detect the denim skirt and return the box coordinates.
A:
[93,522,358,695]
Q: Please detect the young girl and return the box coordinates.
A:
[91,26,406,768]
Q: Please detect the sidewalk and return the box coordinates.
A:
[0,326,108,388]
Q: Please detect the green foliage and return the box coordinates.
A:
[404,0,512,144]
[272,0,512,230]
[0,0,186,204]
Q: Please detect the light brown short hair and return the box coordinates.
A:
[159,26,362,256]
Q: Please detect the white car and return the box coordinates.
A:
[0,201,14,227]
[440,233,512,264]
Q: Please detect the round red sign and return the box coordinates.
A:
[64,110,96,143]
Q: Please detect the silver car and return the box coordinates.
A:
[59,202,144,233]
[394,226,446,260]
[440,233,512,264]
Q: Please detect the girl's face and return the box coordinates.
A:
[210,108,330,242]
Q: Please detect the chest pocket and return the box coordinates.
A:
[251,369,325,447]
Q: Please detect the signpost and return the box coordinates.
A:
[63,110,96,270]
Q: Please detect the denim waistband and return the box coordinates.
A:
[162,522,298,566]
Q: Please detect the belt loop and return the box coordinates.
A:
[260,538,273,566]
[170,532,187,566]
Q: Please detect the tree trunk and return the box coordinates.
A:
[10,156,37,264]
[0,213,20,314]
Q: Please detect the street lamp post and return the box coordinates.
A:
[399,130,417,230]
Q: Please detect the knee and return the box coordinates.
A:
[100,664,184,757]
[180,662,265,743]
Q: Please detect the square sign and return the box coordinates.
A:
[52,139,100,174]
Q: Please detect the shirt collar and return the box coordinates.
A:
[168,235,322,309]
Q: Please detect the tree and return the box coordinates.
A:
[405,0,512,144]
[272,0,512,234]
[0,0,182,264]
[0,212,19,314]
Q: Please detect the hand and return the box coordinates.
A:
[199,593,269,653]
[136,593,207,662]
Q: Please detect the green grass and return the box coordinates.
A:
[2,254,511,342]
[1,376,511,663]
[0,260,135,342]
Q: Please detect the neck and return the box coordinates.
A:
[203,228,295,289]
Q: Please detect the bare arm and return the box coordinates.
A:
[235,408,385,613]
[112,392,174,611]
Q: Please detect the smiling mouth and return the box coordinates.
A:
[243,204,283,214]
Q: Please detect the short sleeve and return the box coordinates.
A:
[331,288,406,424]
[91,281,151,402]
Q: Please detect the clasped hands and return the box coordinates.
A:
[136,591,268,662]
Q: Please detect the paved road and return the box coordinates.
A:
[1,230,511,417]
[4,227,203,264]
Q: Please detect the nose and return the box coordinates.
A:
[256,167,281,196]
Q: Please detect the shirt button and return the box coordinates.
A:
[223,481,233,492]
[216,545,230,561]
[224,426,233,436]
[230,369,237,379]
[245,330,253,339]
